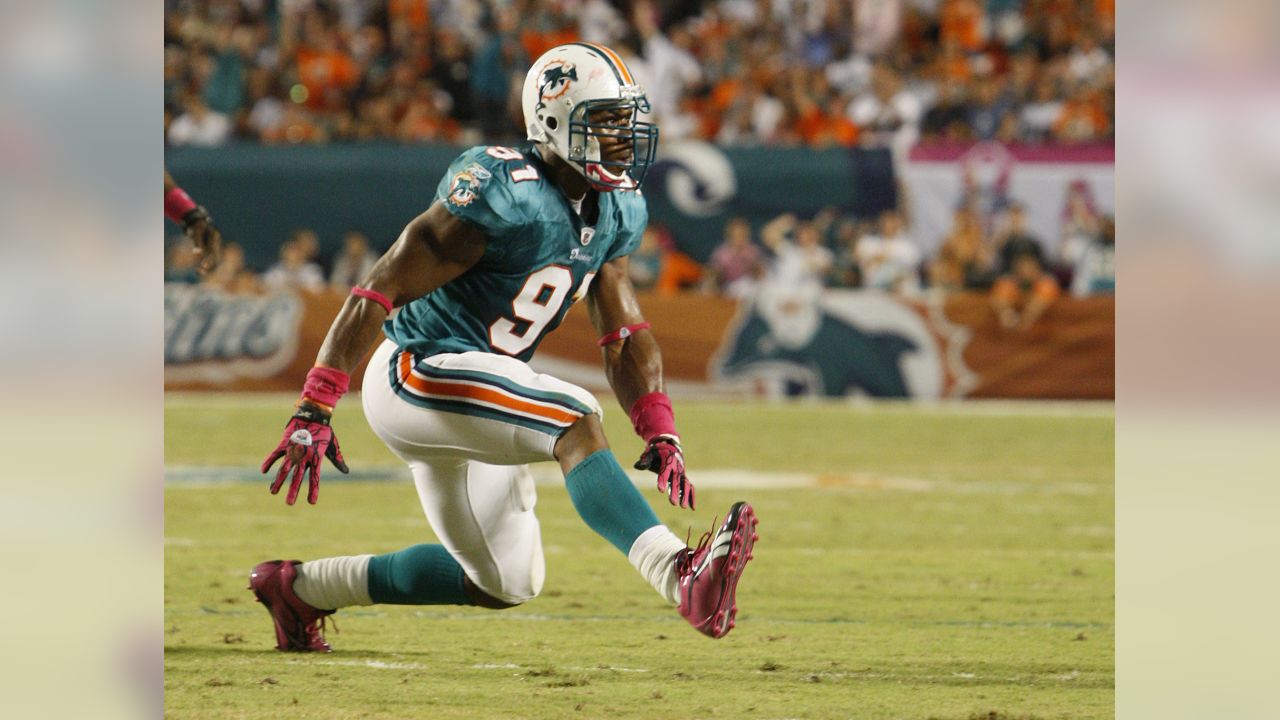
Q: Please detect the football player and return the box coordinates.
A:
[164,168,222,274]
[250,43,758,650]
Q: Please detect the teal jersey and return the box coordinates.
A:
[385,146,648,361]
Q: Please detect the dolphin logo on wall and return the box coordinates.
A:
[711,286,951,398]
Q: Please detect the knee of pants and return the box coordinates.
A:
[472,545,545,606]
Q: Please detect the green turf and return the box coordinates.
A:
[165,395,1113,719]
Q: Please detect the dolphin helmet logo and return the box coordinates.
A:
[537,60,578,105]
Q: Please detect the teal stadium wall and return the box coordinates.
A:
[165,143,897,270]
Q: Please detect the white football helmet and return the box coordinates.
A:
[522,43,659,191]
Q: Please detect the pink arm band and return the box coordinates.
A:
[164,187,197,223]
[598,322,651,346]
[351,287,394,313]
[629,392,678,442]
[302,366,350,409]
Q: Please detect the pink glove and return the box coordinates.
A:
[634,435,694,510]
[261,405,348,505]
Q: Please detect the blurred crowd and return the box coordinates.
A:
[165,0,1114,150]
[165,227,381,295]
[168,182,1113,332]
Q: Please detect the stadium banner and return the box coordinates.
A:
[902,143,1115,259]
[165,143,896,268]
[165,284,377,391]
[165,285,1113,400]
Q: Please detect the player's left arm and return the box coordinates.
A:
[587,255,694,509]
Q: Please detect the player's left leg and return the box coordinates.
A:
[553,414,760,638]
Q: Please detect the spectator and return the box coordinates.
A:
[330,231,379,291]
[469,7,527,142]
[930,207,993,291]
[761,214,834,290]
[856,210,922,295]
[1018,76,1064,143]
[168,93,232,147]
[430,30,475,123]
[1053,84,1111,143]
[939,0,987,54]
[991,250,1061,331]
[829,217,867,288]
[847,63,922,164]
[994,203,1046,274]
[202,243,262,295]
[966,74,1012,142]
[1006,50,1040,104]
[291,14,360,112]
[921,79,969,142]
[244,67,286,140]
[293,229,323,269]
[1067,31,1112,85]
[165,240,200,284]
[634,3,703,129]
[854,0,904,57]
[707,218,765,299]
[629,226,704,295]
[1069,215,1115,297]
[263,234,325,292]
[580,0,627,45]
[398,81,463,143]
[1057,182,1102,276]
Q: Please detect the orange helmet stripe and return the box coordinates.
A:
[581,42,635,85]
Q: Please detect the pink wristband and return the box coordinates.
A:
[302,366,350,409]
[598,322,651,346]
[164,187,198,223]
[629,391,678,442]
[352,287,394,313]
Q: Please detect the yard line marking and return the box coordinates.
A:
[291,659,428,671]
[166,465,1108,495]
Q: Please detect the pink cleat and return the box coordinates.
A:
[676,502,759,639]
[248,560,334,652]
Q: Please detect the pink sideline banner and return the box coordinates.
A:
[902,142,1115,259]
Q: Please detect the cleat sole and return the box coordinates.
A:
[712,502,757,638]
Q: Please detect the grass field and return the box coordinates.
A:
[165,395,1114,719]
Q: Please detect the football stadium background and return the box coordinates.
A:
[164,1,1114,718]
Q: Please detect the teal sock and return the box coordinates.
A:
[367,544,473,605]
[565,449,662,555]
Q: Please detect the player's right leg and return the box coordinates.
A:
[249,455,544,651]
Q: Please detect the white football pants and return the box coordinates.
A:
[361,340,603,604]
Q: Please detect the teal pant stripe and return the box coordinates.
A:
[367,544,473,606]
[565,449,662,555]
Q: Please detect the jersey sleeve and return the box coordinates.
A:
[605,190,650,263]
[433,147,525,240]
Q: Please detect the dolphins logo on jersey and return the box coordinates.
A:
[448,170,480,207]
[536,60,578,108]
[446,163,492,207]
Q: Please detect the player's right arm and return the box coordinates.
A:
[261,202,488,506]
[313,203,487,373]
